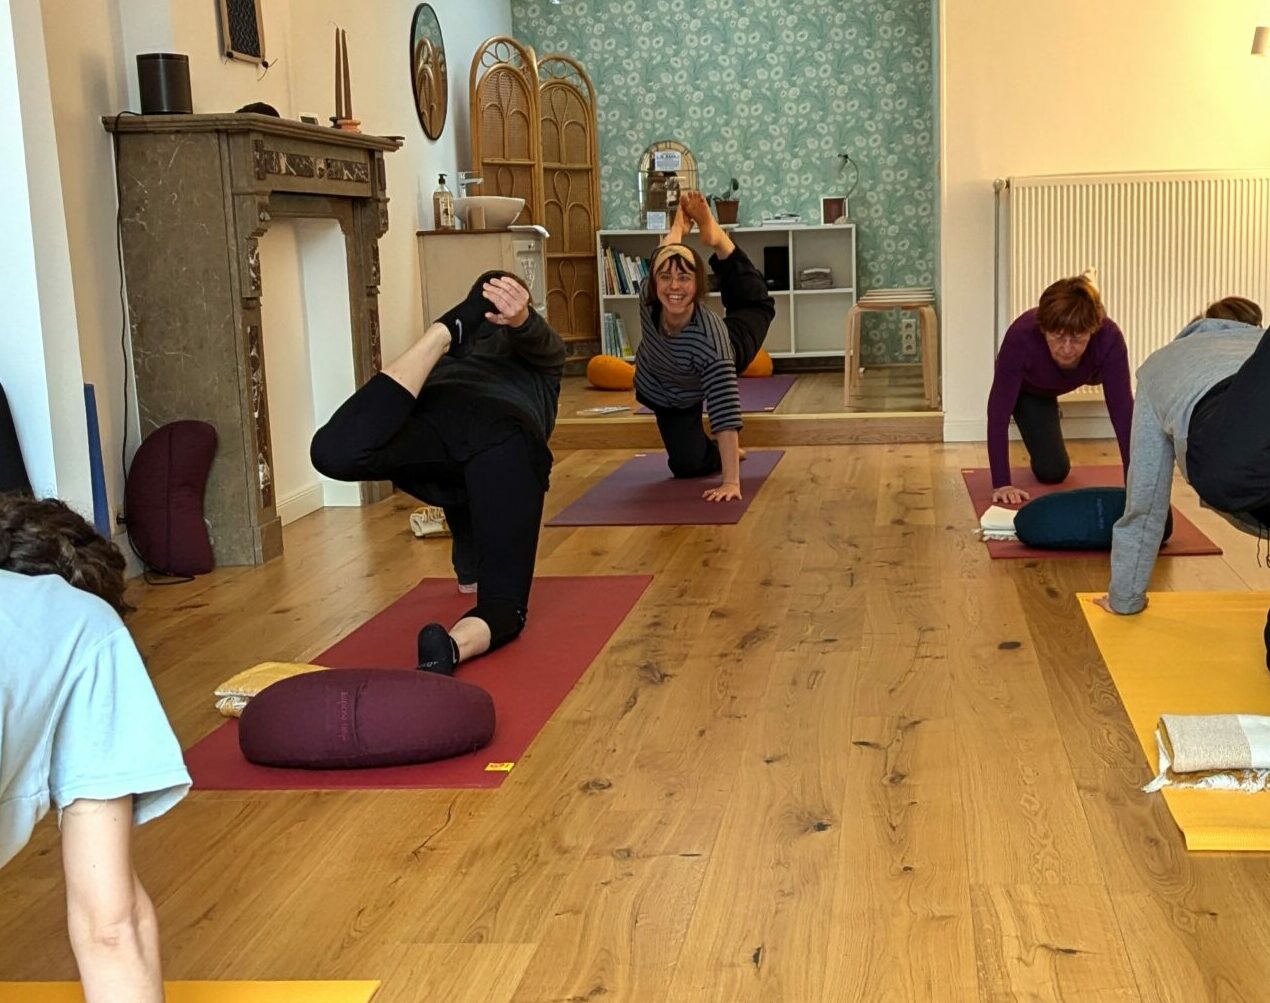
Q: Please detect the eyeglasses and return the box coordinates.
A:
[654,269,696,286]
[1043,330,1094,347]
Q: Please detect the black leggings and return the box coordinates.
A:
[648,402,722,479]
[646,317,767,480]
[310,374,545,649]
[1187,327,1270,524]
[1013,392,1071,485]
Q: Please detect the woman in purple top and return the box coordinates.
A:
[986,275,1133,505]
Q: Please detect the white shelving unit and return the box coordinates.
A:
[597,223,857,360]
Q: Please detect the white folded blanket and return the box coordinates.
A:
[1144,714,1270,793]
[410,505,450,539]
[978,504,1018,541]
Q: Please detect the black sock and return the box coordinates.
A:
[437,271,514,358]
[417,622,459,675]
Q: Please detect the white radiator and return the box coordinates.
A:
[1006,170,1270,393]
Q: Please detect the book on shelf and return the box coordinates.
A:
[601,245,651,296]
[615,313,632,357]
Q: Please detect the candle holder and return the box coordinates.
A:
[330,26,361,132]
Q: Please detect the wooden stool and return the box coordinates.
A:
[844,289,940,409]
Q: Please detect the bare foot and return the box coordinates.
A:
[680,191,722,243]
[739,447,748,461]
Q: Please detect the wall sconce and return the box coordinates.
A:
[1253,26,1269,55]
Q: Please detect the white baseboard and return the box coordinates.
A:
[277,482,325,526]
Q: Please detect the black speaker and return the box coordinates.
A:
[763,246,790,291]
[137,53,192,114]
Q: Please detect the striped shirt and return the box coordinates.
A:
[634,286,743,433]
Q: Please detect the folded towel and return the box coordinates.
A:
[978,504,1018,541]
[1144,714,1270,793]
[410,505,451,538]
[214,661,329,717]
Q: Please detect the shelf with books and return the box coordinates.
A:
[596,224,855,361]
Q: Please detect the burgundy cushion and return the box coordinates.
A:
[238,668,496,769]
[125,420,217,575]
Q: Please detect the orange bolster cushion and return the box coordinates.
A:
[742,348,773,378]
[587,354,636,390]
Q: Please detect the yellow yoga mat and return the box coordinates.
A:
[0,982,379,1003]
[1078,591,1270,851]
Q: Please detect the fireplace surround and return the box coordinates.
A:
[104,113,401,565]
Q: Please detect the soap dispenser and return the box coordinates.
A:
[433,173,456,231]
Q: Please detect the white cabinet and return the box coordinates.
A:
[417,226,548,324]
[596,224,856,360]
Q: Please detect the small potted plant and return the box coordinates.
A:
[709,177,740,225]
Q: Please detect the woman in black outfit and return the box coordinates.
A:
[310,272,565,674]
[634,191,775,502]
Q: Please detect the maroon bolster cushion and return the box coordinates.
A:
[238,668,496,769]
[124,420,217,576]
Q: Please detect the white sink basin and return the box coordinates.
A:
[455,195,525,230]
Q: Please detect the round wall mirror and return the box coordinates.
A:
[410,4,447,140]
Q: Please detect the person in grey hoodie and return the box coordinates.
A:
[1096,297,1270,668]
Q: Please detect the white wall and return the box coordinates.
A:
[939,0,1270,440]
[34,0,511,547]
[1,0,90,512]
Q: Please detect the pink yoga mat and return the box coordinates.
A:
[635,375,796,415]
[184,576,651,790]
[547,450,784,526]
[961,466,1222,560]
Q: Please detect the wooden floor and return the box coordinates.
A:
[560,366,932,418]
[2,440,1269,1001]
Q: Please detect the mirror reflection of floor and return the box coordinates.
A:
[558,366,935,418]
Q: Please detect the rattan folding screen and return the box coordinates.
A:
[470,39,602,354]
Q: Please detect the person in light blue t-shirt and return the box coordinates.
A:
[0,494,190,1003]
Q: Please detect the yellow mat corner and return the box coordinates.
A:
[0,981,379,1003]
[1078,591,1270,851]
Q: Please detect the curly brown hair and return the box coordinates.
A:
[0,494,131,615]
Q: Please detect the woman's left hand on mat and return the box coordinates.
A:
[484,276,530,328]
[703,482,742,502]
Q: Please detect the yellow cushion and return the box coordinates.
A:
[587,354,635,390]
[742,348,774,378]
[213,661,329,717]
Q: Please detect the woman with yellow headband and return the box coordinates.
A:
[635,191,776,501]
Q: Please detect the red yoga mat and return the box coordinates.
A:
[546,450,784,527]
[635,374,796,415]
[184,576,651,790]
[961,466,1222,560]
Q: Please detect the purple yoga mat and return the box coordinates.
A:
[547,450,784,526]
[635,375,796,415]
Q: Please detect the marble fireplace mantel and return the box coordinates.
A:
[103,114,402,565]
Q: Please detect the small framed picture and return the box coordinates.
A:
[645,211,668,231]
[820,196,848,225]
[653,150,682,172]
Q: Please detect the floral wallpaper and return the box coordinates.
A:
[510,0,937,362]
